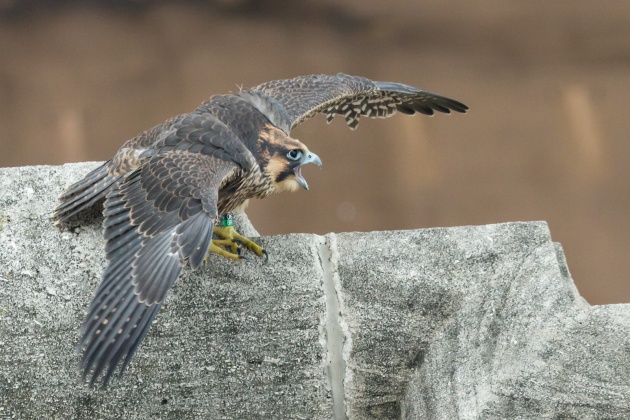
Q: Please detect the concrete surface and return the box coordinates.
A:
[0,162,629,419]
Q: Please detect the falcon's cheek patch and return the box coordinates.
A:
[266,156,300,193]
[275,173,301,192]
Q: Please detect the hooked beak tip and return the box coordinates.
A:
[295,151,322,190]
[308,153,322,168]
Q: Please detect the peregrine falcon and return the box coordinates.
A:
[53,73,468,388]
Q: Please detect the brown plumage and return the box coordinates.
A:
[53,73,468,388]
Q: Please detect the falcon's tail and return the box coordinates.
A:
[53,162,121,226]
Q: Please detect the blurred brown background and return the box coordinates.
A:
[1,0,629,304]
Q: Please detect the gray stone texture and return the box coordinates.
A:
[0,162,629,419]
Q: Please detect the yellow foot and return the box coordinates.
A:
[207,242,242,262]
[206,225,268,263]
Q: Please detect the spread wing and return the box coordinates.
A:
[79,113,254,388]
[250,73,468,131]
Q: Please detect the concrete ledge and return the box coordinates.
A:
[0,163,629,419]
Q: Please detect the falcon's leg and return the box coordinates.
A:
[207,224,268,262]
[213,225,268,260]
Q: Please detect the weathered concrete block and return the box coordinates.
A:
[0,163,330,418]
[0,162,629,419]
[332,226,630,418]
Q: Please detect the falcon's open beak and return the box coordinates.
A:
[294,151,322,190]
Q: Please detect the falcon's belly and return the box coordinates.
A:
[210,169,272,263]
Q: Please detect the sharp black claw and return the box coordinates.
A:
[261,249,269,263]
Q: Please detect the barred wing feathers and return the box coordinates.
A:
[79,114,252,388]
[251,73,468,131]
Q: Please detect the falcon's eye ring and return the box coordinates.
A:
[287,150,302,161]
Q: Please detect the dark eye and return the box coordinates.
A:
[287,150,302,161]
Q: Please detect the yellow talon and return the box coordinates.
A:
[212,239,240,255]
[205,242,242,262]
[207,225,268,262]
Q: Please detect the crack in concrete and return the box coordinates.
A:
[316,233,348,420]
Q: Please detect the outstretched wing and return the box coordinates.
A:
[250,73,468,131]
[79,113,254,388]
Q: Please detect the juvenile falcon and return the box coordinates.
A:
[53,73,468,388]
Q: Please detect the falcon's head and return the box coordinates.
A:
[259,125,322,193]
